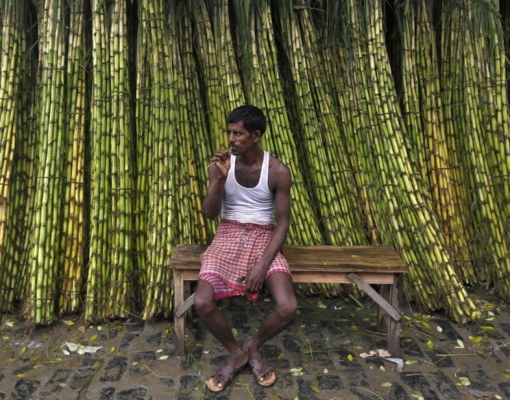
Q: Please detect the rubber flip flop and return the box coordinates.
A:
[249,357,276,387]
[206,354,249,392]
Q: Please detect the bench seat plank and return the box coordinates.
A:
[170,244,407,273]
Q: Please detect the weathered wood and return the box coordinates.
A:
[170,243,408,356]
[169,244,407,273]
[174,293,195,318]
[347,273,401,321]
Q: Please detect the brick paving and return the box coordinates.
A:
[0,285,509,399]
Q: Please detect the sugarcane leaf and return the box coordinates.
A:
[479,326,494,332]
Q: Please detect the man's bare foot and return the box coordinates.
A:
[206,347,248,392]
[243,339,276,387]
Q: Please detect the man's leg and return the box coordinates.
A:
[243,272,297,383]
[194,280,247,390]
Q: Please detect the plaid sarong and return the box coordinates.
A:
[199,219,291,301]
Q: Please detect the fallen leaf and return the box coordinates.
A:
[347,354,354,362]
[110,346,116,353]
[436,326,443,333]
[455,339,465,349]
[159,355,169,360]
[19,347,26,356]
[479,326,495,332]
[459,376,471,386]
[381,382,392,387]
[380,365,386,372]
[5,321,14,327]
[62,320,75,326]
[310,385,320,393]
[421,321,431,330]
[426,340,434,350]
[468,336,482,343]
[89,334,98,342]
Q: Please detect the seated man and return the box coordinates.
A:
[194,105,297,392]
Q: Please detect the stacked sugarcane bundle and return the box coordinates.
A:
[22,0,68,325]
[440,0,510,299]
[396,1,475,283]
[0,0,26,314]
[138,0,179,319]
[59,0,87,315]
[86,0,113,322]
[274,1,367,248]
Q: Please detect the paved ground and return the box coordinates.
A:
[0,284,509,400]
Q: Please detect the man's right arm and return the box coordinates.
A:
[203,167,226,220]
[203,149,231,220]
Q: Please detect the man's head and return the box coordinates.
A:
[227,105,267,137]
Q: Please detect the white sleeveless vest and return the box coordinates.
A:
[220,151,274,225]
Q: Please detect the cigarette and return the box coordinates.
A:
[207,148,231,168]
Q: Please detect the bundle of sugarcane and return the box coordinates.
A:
[172,5,208,246]
[188,0,230,151]
[274,1,363,247]
[105,0,136,319]
[0,0,24,313]
[59,0,87,315]
[139,0,178,319]
[23,0,68,325]
[362,0,477,323]
[209,0,245,115]
[231,0,322,246]
[321,1,379,244]
[179,6,216,242]
[133,0,151,317]
[441,0,510,300]
[396,0,475,284]
[85,0,113,322]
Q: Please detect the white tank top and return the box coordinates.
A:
[221,151,274,225]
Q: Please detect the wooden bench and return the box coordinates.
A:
[170,244,408,357]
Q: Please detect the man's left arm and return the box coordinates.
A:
[244,161,291,292]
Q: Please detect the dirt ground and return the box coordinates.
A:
[0,284,509,399]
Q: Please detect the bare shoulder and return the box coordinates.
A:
[268,154,291,190]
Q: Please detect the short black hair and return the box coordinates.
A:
[227,105,267,136]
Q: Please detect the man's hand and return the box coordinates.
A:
[209,149,231,179]
[242,260,268,293]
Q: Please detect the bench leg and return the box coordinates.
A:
[388,273,403,357]
[173,270,186,356]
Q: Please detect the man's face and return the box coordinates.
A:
[227,121,257,155]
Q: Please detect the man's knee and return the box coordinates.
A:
[276,294,297,321]
[194,281,215,315]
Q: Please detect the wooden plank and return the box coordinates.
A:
[179,270,395,285]
[170,244,407,273]
[173,270,186,355]
[347,273,401,322]
[174,293,195,318]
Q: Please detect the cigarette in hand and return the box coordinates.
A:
[207,148,231,168]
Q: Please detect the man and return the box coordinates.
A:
[194,105,297,392]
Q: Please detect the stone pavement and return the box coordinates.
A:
[0,285,509,400]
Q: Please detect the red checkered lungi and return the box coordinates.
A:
[198,219,291,301]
